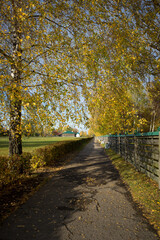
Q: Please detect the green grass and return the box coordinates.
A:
[0,136,80,156]
[105,148,160,236]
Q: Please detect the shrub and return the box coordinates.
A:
[0,137,92,187]
[8,153,32,174]
[30,154,46,169]
[18,152,32,174]
[32,138,92,167]
[0,152,32,188]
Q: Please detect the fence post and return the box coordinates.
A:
[158,131,160,189]
[134,135,138,170]
[125,136,127,160]
[118,136,120,155]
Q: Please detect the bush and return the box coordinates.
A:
[19,152,32,174]
[32,138,92,167]
[0,137,92,187]
[0,156,10,187]
[8,153,32,174]
[0,153,32,188]
[30,154,46,169]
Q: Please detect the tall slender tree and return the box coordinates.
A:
[0,0,90,155]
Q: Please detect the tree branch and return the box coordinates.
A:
[44,16,74,36]
[0,49,13,63]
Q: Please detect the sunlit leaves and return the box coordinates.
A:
[0,0,159,145]
[0,0,91,138]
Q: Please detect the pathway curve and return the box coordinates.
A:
[0,139,159,240]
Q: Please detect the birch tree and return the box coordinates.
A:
[85,0,160,135]
[0,0,91,155]
[1,0,159,148]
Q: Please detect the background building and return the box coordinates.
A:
[62,131,76,137]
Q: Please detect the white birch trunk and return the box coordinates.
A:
[9,3,22,156]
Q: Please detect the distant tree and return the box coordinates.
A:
[88,129,95,137]
[80,131,88,137]
[72,128,78,134]
[148,81,160,131]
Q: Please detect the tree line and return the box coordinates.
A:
[0,0,159,154]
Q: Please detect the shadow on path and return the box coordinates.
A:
[0,140,159,240]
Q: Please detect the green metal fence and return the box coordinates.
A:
[96,131,160,189]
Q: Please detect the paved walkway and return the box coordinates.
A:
[0,140,159,240]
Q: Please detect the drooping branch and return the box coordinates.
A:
[0,48,13,63]
[44,16,74,36]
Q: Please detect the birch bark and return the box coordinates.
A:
[9,0,22,155]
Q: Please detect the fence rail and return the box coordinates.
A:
[96,132,160,189]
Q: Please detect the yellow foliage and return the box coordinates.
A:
[31,155,45,169]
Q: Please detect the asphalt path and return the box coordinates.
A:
[0,139,159,240]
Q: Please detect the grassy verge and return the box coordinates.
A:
[0,136,81,156]
[105,148,160,236]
